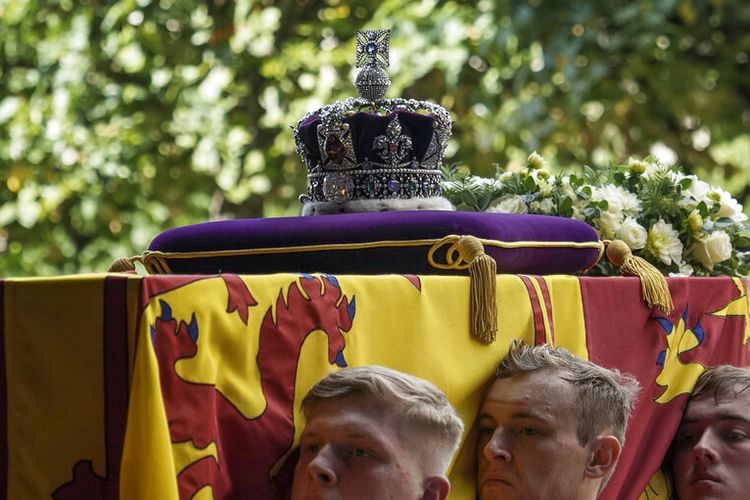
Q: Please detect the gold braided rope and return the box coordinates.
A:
[427,235,604,271]
[118,237,604,275]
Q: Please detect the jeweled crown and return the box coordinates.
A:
[294,29,453,215]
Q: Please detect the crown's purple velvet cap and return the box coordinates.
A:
[297,111,436,165]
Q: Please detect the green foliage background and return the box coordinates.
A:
[1,0,749,276]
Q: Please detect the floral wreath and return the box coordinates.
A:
[442,153,750,277]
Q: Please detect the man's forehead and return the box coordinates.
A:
[684,390,750,421]
[305,397,400,435]
[481,371,575,417]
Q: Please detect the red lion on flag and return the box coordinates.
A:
[151,275,355,498]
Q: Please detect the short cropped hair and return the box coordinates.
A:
[301,365,464,474]
[690,364,750,403]
[495,341,640,445]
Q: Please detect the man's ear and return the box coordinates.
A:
[420,475,450,500]
[584,435,622,479]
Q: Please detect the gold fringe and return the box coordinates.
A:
[606,240,673,313]
[456,235,498,344]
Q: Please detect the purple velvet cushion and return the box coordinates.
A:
[147,211,601,275]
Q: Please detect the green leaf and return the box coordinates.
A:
[461,190,479,210]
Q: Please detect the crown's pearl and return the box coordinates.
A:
[324,134,347,163]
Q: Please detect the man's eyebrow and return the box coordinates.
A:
[681,413,750,425]
[477,410,550,422]
[302,427,386,444]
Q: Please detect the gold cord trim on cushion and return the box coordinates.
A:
[129,237,603,274]
[605,239,673,313]
[427,236,604,271]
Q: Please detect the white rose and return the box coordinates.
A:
[530,198,556,215]
[647,220,684,265]
[616,217,648,250]
[691,230,733,271]
[594,211,622,240]
[715,188,748,223]
[685,176,712,204]
[669,261,694,277]
[487,195,528,214]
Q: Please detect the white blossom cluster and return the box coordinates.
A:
[443,154,750,277]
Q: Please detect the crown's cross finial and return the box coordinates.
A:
[354,29,391,102]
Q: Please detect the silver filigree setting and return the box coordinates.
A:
[373,118,412,164]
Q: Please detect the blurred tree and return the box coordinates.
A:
[1,0,748,276]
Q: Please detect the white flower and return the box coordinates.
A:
[691,230,733,271]
[647,220,684,265]
[487,195,528,214]
[616,217,648,250]
[714,187,748,223]
[592,184,641,217]
[498,171,515,182]
[594,211,622,240]
[535,175,553,197]
[560,177,577,199]
[628,157,651,174]
[527,151,547,170]
[685,176,712,202]
[679,175,714,211]
[530,198,556,214]
[670,261,695,277]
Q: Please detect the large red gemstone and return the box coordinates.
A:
[324,135,347,163]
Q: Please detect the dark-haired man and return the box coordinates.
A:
[670,365,750,500]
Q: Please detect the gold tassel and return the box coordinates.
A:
[456,235,498,344]
[108,256,136,273]
[606,240,673,313]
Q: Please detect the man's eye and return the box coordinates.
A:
[724,430,750,442]
[303,444,321,454]
[518,427,538,436]
[351,447,371,458]
[675,433,697,448]
[478,426,495,437]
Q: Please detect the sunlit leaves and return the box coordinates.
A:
[1,0,749,276]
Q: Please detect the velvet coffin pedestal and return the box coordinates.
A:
[1,273,749,500]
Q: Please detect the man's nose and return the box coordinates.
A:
[483,429,512,462]
[692,430,720,464]
[308,444,339,485]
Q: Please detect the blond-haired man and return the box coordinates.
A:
[477,341,640,500]
[291,365,464,500]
